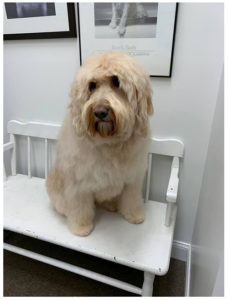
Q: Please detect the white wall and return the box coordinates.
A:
[3,3,224,244]
[149,3,224,243]
[190,69,224,296]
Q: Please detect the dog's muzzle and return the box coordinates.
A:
[84,101,116,138]
[93,105,110,120]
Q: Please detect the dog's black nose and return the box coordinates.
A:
[93,105,110,120]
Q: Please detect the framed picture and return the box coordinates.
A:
[3,3,76,40]
[78,3,178,77]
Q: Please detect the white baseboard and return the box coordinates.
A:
[172,240,191,296]
[172,240,190,261]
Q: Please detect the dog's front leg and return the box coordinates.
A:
[67,193,95,236]
[118,182,145,224]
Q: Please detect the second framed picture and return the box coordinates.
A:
[4,3,76,40]
[78,3,178,77]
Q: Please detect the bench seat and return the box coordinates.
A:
[4,174,177,276]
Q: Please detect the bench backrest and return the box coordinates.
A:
[6,120,184,202]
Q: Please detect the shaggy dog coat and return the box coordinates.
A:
[46,51,153,236]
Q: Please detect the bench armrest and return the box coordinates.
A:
[166,157,179,203]
[165,157,179,226]
[4,142,14,152]
[3,141,15,180]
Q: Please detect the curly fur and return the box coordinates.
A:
[46,51,153,236]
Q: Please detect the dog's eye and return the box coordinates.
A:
[89,81,96,91]
[112,76,120,88]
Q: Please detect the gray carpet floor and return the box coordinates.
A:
[4,231,186,296]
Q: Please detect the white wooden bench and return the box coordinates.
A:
[3,120,184,296]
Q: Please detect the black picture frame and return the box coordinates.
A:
[77,3,178,78]
[3,3,76,40]
[166,3,178,78]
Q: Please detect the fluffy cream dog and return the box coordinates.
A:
[46,51,153,236]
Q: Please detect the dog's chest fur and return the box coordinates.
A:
[74,136,147,199]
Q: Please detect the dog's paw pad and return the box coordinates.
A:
[124,211,145,224]
[101,200,118,212]
[69,223,93,236]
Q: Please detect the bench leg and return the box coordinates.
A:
[142,272,155,296]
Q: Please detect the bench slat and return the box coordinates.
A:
[4,243,142,295]
[145,153,152,203]
[7,120,184,157]
[148,137,184,157]
[27,136,31,178]
[10,134,16,176]
[8,120,60,140]
[44,139,48,179]
[4,174,177,275]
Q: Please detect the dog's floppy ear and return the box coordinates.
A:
[68,72,89,136]
[147,92,154,115]
[134,77,153,137]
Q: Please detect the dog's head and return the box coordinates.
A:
[69,51,153,143]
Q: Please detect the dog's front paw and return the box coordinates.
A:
[100,199,118,212]
[122,209,145,224]
[68,221,93,236]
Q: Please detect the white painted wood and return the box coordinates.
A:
[166,157,180,203]
[142,272,155,296]
[3,142,14,152]
[27,136,31,178]
[3,165,7,181]
[4,119,185,294]
[165,157,180,226]
[171,240,192,296]
[9,134,16,176]
[165,203,173,227]
[3,141,14,180]
[8,120,60,140]
[4,243,142,295]
[7,120,184,157]
[145,153,152,203]
[172,240,191,262]
[44,138,48,179]
[185,244,192,296]
[148,137,184,157]
[4,175,177,275]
